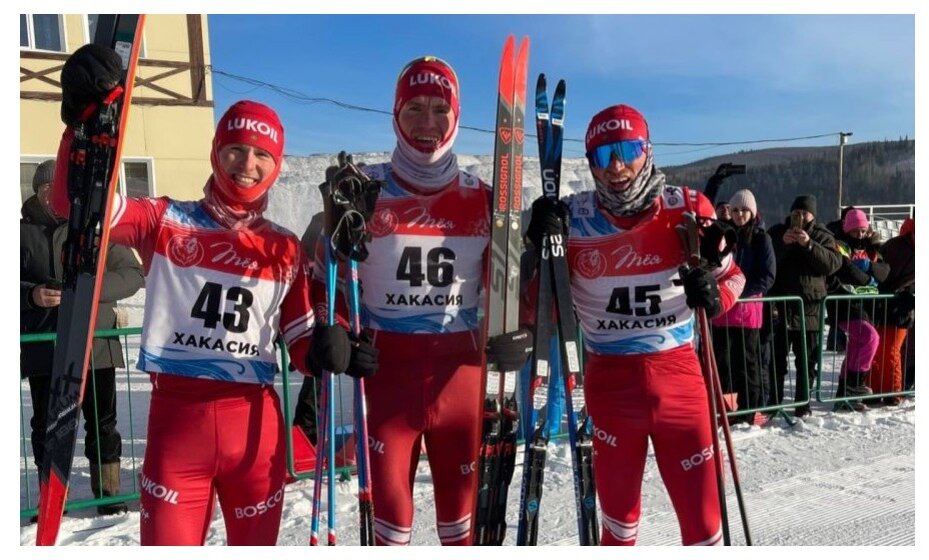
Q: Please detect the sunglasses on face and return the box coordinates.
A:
[585,140,648,169]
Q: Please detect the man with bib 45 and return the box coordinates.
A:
[525,104,745,545]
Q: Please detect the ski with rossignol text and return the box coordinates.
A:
[472,34,529,546]
[35,14,146,546]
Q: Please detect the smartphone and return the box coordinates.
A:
[45,279,62,291]
[790,211,804,230]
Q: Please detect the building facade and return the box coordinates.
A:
[20,14,215,205]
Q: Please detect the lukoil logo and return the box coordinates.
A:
[586,119,634,143]
[140,472,180,504]
[226,117,279,144]
[408,72,456,95]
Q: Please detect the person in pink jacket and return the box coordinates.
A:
[711,189,775,424]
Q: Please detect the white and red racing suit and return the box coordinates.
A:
[51,131,315,545]
[528,185,744,546]
[312,163,490,545]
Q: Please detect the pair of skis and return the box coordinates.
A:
[514,75,599,546]
[472,34,529,546]
[35,15,145,546]
[310,153,379,546]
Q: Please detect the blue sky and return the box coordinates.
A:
[207,14,914,165]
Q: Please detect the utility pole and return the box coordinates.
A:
[836,131,853,219]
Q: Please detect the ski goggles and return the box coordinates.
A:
[585,140,649,168]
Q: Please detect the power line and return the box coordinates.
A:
[209,66,845,149]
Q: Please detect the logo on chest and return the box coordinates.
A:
[369,209,399,237]
[210,241,260,271]
[611,244,663,271]
[575,248,607,279]
[167,235,205,268]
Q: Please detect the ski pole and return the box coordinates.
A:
[346,257,375,545]
[703,311,753,545]
[678,212,732,545]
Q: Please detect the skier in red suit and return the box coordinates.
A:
[524,104,745,545]
[52,45,375,546]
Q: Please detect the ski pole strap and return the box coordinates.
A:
[322,151,383,262]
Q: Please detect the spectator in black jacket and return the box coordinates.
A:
[767,195,842,417]
[711,189,775,424]
[20,159,144,516]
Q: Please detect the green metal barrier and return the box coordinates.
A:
[20,329,361,519]
[817,293,915,410]
[19,327,144,520]
[707,295,810,423]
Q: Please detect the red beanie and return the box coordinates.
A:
[209,100,284,206]
[394,56,460,118]
[213,100,284,161]
[585,104,649,152]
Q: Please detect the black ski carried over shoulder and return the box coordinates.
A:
[36,15,145,546]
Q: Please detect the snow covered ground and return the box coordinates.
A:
[18,384,916,547]
[18,154,918,549]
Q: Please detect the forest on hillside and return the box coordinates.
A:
[663,139,914,224]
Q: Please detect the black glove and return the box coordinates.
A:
[525,196,569,249]
[699,219,736,268]
[486,328,534,371]
[345,330,379,379]
[306,324,379,378]
[306,324,352,375]
[680,266,723,318]
[60,44,123,126]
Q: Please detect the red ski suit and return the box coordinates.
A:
[313,164,490,545]
[51,129,315,545]
[526,186,744,545]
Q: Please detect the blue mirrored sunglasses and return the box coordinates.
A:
[586,140,649,168]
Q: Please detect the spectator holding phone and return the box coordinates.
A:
[766,195,842,417]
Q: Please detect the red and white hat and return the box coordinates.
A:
[584,104,649,152]
[393,56,460,158]
[209,100,285,206]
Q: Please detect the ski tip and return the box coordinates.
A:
[537,73,546,88]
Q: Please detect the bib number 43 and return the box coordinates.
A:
[191,282,254,333]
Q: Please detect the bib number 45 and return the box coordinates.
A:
[606,284,662,317]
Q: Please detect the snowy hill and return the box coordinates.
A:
[267,152,596,240]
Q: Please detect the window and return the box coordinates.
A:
[86,15,146,58]
[120,160,154,198]
[19,158,154,207]
[20,14,65,52]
